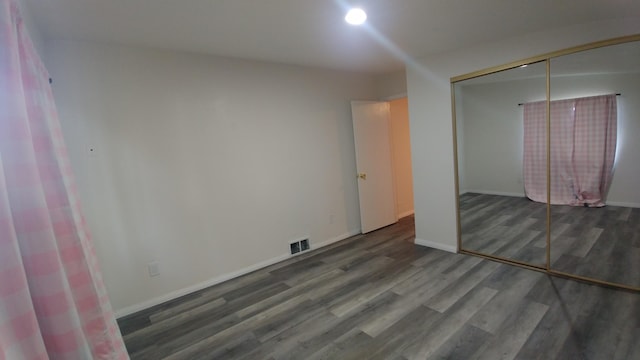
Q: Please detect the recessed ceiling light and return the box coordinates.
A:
[345,8,367,25]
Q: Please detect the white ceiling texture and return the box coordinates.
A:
[24,0,640,74]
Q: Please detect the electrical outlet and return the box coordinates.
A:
[147,261,160,277]
[300,239,310,251]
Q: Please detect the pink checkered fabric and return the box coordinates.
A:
[0,1,128,359]
[523,101,548,203]
[570,95,617,206]
[523,94,617,206]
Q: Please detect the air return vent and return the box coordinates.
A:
[290,238,310,255]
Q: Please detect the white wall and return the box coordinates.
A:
[459,75,546,196]
[44,40,378,316]
[407,18,640,252]
[454,86,466,193]
[375,70,407,99]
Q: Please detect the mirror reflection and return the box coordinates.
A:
[549,41,640,288]
[455,61,547,267]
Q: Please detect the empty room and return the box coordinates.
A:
[1,0,639,359]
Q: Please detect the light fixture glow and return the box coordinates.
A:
[345,8,367,25]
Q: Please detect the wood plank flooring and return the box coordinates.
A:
[459,193,547,267]
[460,192,640,288]
[550,202,640,287]
[118,215,640,359]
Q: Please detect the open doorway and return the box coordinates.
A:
[388,97,414,220]
[351,97,414,234]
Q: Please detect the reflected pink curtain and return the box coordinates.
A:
[0,1,128,359]
[570,95,617,206]
[523,101,548,203]
[523,94,617,207]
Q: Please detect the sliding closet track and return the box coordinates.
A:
[460,249,640,293]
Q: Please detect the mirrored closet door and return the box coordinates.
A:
[453,61,547,268]
[548,40,640,289]
[452,35,640,291]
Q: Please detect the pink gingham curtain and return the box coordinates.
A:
[523,101,548,203]
[523,94,617,206]
[0,1,129,358]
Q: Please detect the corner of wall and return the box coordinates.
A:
[414,238,457,253]
[374,69,408,100]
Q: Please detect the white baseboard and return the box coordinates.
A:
[464,189,525,198]
[414,238,458,253]
[115,253,290,318]
[115,229,361,319]
[398,210,415,219]
[313,229,361,249]
[606,200,640,208]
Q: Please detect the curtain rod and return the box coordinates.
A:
[518,93,621,106]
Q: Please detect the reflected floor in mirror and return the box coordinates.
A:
[459,193,547,266]
[460,192,639,288]
[550,203,640,288]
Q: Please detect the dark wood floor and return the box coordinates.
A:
[550,202,640,287]
[118,215,640,359]
[459,193,547,266]
[460,192,640,288]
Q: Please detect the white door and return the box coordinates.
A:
[351,101,398,233]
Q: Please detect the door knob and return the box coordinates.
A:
[357,173,367,180]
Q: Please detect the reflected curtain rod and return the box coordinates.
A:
[518,93,621,106]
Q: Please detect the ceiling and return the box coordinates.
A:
[24,0,640,74]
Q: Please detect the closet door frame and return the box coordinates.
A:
[451,34,640,292]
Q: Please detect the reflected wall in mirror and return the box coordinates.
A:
[548,40,640,288]
[455,61,547,267]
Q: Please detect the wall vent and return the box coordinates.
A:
[290,238,310,255]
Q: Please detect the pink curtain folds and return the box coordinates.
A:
[570,95,617,206]
[523,101,548,203]
[0,1,129,359]
[523,94,617,206]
